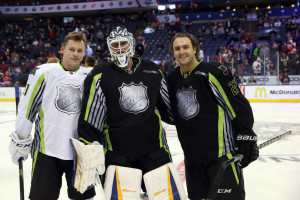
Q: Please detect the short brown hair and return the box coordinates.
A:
[62,32,87,48]
[85,56,96,67]
[169,33,200,57]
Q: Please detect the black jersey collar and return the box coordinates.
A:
[180,59,203,77]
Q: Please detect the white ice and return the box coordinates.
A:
[1,102,300,200]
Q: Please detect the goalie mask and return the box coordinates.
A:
[107,27,135,68]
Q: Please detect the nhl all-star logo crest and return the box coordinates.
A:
[55,83,82,114]
[176,87,199,120]
[119,82,149,114]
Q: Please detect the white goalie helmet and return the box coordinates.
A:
[107,26,135,68]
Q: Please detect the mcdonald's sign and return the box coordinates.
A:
[255,87,267,97]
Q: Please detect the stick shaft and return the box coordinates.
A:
[19,158,24,200]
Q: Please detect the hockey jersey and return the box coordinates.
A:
[78,57,173,156]
[168,61,254,162]
[15,63,91,160]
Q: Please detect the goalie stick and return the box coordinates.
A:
[19,158,24,200]
[206,130,292,200]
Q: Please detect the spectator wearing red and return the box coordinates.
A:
[30,59,37,71]
[3,71,12,86]
[49,29,55,39]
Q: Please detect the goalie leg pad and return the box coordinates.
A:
[104,165,142,200]
[144,163,187,200]
[70,138,105,194]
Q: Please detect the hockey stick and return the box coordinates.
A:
[206,130,292,200]
[19,157,24,200]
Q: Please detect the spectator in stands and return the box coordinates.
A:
[85,44,93,57]
[287,39,296,54]
[248,73,257,84]
[135,40,145,57]
[280,52,289,65]
[0,72,3,86]
[281,72,290,85]
[240,59,252,76]
[263,18,270,28]
[198,47,204,61]
[30,59,37,71]
[253,44,262,58]
[232,68,241,85]
[261,43,270,59]
[198,36,205,47]
[252,56,262,76]
[1,61,10,73]
[156,41,164,50]
[215,52,225,64]
[257,18,264,29]
[265,57,274,75]
[3,71,12,86]
[274,17,282,27]
[84,56,96,68]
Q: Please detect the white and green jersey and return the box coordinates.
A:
[15,63,91,160]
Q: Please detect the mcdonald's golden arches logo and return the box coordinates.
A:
[255,87,267,97]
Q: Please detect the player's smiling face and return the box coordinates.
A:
[61,40,86,71]
[173,37,196,68]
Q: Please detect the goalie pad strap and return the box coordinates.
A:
[144,162,187,200]
[104,165,142,200]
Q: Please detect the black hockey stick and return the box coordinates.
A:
[19,157,24,200]
[206,130,292,200]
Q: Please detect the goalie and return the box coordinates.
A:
[72,26,186,200]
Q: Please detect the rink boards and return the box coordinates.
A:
[1,85,300,103]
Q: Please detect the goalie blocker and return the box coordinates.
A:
[104,163,187,200]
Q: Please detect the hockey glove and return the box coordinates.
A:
[235,130,259,168]
[70,138,105,194]
[9,132,32,165]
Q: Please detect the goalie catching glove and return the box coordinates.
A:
[70,138,105,194]
[9,132,32,165]
[235,130,259,168]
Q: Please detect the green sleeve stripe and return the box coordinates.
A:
[218,105,224,157]
[209,73,236,118]
[226,152,240,185]
[79,138,92,144]
[104,123,112,151]
[39,108,46,154]
[84,73,102,121]
[155,110,163,148]
[26,73,45,119]
[31,150,38,180]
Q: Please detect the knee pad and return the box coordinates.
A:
[144,163,187,200]
[104,165,142,200]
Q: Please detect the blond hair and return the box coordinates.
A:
[47,57,60,63]
[62,32,87,48]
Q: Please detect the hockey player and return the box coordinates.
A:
[168,32,259,200]
[72,26,186,200]
[9,32,97,200]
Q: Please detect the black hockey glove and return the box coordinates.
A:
[235,130,259,168]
